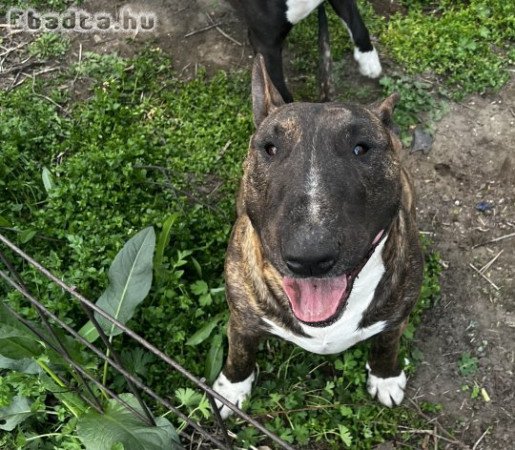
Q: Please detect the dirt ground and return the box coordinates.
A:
[403,82,515,449]
[2,0,513,448]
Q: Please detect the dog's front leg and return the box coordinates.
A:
[213,317,260,419]
[366,321,408,407]
[328,0,382,78]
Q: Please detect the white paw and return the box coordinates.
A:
[354,47,382,78]
[212,371,255,419]
[366,363,406,407]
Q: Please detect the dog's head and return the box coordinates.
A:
[242,55,403,326]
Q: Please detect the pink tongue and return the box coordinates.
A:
[283,275,348,323]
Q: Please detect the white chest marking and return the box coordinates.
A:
[263,235,388,355]
[285,0,325,24]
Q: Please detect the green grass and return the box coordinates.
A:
[1,0,79,16]
[383,0,515,99]
[0,49,251,448]
[3,0,512,447]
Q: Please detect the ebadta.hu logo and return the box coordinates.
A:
[6,6,157,33]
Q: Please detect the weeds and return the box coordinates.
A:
[458,352,479,377]
[28,32,69,58]
[383,0,515,99]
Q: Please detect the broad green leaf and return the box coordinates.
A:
[94,227,155,337]
[0,396,33,431]
[77,393,183,450]
[0,304,44,359]
[78,320,100,344]
[0,304,76,364]
[0,327,43,359]
[19,229,36,244]
[186,315,221,346]
[0,355,40,374]
[45,327,87,367]
[42,166,55,192]
[191,257,202,278]
[40,374,88,416]
[0,215,11,227]
[154,214,177,282]
[204,333,223,384]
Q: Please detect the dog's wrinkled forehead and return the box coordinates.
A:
[254,102,387,146]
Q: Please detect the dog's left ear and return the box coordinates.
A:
[252,54,285,128]
[372,93,400,128]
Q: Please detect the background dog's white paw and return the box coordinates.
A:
[354,47,382,78]
[212,372,255,419]
[366,363,406,407]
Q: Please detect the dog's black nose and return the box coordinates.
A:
[284,251,337,277]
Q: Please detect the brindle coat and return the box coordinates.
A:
[220,55,423,393]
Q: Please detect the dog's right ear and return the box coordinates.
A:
[252,54,285,128]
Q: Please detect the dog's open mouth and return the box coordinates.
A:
[282,230,385,325]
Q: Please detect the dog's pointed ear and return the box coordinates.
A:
[372,93,400,128]
[252,54,285,128]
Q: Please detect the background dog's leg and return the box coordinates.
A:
[327,0,382,78]
[366,321,407,407]
[248,28,293,103]
[318,5,334,102]
[212,318,260,418]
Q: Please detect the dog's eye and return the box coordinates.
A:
[353,144,369,156]
[264,143,277,156]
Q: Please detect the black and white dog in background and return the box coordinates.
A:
[229,0,382,102]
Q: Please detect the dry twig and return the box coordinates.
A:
[472,427,490,450]
[204,13,242,46]
[479,249,504,274]
[398,428,467,447]
[472,231,515,248]
[185,22,223,38]
[469,263,500,290]
[407,398,470,449]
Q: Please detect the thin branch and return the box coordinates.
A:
[472,231,515,248]
[469,263,500,290]
[407,398,469,449]
[0,40,29,58]
[31,75,69,115]
[398,428,469,448]
[204,13,242,46]
[472,427,490,450]
[185,22,223,37]
[479,249,503,274]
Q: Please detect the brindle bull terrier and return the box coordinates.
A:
[213,54,423,418]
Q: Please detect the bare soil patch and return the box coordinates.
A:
[404,82,515,449]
